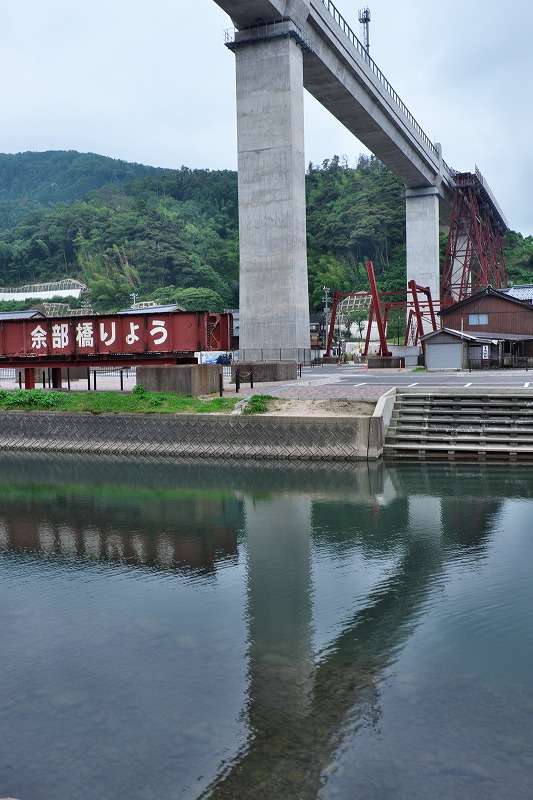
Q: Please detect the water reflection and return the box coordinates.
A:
[201,470,505,798]
[0,454,530,800]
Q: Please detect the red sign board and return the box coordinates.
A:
[0,311,232,367]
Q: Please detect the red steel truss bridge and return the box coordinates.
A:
[441,168,509,305]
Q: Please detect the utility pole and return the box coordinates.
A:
[358,7,371,54]
[323,286,330,351]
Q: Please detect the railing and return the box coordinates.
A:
[318,0,451,171]
[468,357,533,371]
[225,18,313,53]
[475,165,509,230]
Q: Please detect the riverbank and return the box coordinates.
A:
[0,406,384,461]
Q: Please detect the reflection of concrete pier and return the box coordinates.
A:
[245,496,314,718]
[0,454,509,799]
[201,476,502,800]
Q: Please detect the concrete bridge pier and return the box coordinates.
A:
[233,32,311,361]
[405,186,441,317]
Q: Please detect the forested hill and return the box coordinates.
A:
[0,150,531,314]
[0,151,169,230]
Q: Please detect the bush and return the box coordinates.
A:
[242,395,275,415]
[4,389,63,409]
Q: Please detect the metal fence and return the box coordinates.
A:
[468,357,533,371]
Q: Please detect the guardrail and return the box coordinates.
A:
[475,165,509,230]
[318,0,454,174]
[225,18,313,53]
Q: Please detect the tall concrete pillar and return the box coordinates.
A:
[234,33,310,361]
[405,186,440,313]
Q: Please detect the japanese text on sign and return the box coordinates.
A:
[29,318,170,353]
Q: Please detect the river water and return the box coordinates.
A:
[0,454,532,800]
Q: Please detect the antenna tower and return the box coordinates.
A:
[358,7,371,53]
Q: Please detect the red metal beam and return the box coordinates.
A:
[408,280,437,352]
[367,261,391,356]
[325,292,340,357]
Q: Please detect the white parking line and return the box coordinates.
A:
[353,383,367,386]
[408,383,418,387]
[525,383,530,388]
[464,382,472,387]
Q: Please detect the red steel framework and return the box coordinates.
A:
[441,170,508,305]
[326,261,437,357]
[0,310,232,389]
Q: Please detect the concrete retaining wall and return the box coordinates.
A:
[136,365,222,395]
[0,410,384,461]
[367,357,405,369]
[368,388,397,460]
[231,361,297,383]
[389,345,421,367]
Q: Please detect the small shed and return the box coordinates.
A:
[422,328,474,370]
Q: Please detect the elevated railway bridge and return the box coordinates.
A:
[213,0,508,352]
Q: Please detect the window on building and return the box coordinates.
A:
[468,313,488,325]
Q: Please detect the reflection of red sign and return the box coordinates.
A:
[0,311,232,367]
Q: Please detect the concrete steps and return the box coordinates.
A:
[384,389,533,461]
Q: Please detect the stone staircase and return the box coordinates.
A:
[384,388,533,461]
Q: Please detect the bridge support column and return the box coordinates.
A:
[234,34,310,361]
[24,368,35,390]
[405,187,440,315]
[51,368,62,389]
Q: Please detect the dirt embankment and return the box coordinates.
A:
[260,398,376,417]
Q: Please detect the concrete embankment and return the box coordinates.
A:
[0,408,387,461]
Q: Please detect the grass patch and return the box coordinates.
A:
[0,387,239,415]
[242,394,276,415]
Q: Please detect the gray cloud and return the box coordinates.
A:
[2,0,531,235]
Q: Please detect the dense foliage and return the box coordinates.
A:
[0,161,239,311]
[0,151,168,231]
[0,150,531,314]
[306,154,407,307]
[504,231,533,286]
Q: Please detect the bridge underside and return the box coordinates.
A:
[217,1,506,351]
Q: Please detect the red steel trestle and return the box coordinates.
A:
[441,171,508,304]
[325,262,437,357]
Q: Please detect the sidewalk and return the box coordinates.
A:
[4,363,531,405]
[223,364,404,402]
[0,365,392,402]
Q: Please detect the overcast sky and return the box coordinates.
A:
[2,0,532,235]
